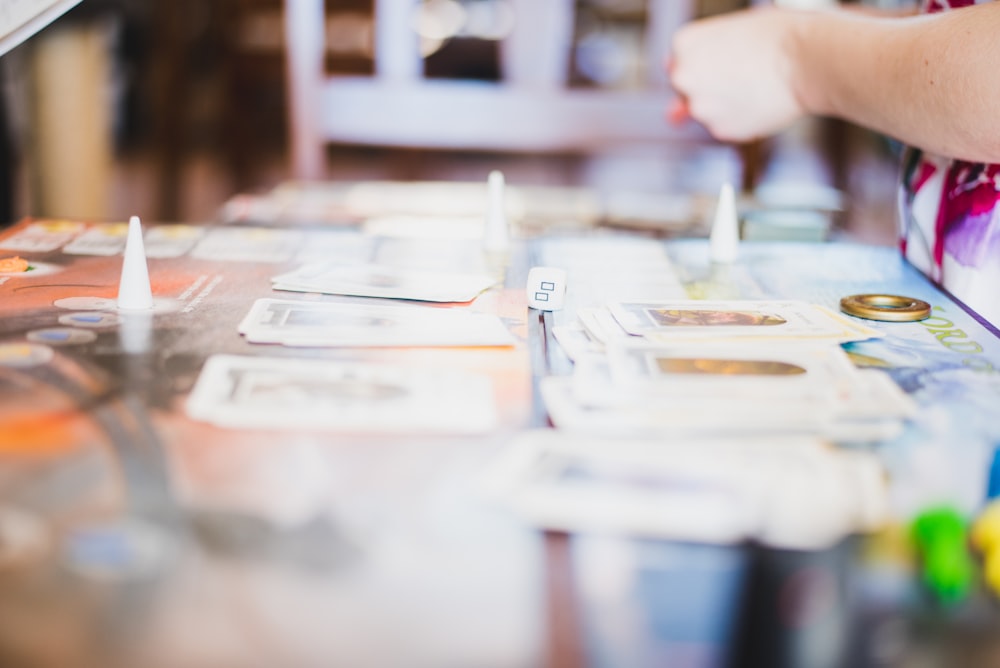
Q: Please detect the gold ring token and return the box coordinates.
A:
[839,293,931,322]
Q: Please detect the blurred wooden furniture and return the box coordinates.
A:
[150,0,296,220]
[284,0,704,180]
[29,16,115,220]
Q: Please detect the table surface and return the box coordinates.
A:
[1,217,999,668]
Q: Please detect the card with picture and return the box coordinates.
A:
[186,354,498,434]
[607,300,881,344]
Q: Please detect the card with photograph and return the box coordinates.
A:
[186,354,498,434]
[604,341,862,401]
[542,353,911,442]
[608,300,877,343]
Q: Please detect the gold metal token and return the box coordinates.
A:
[839,294,931,322]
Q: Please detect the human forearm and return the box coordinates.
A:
[791,4,1000,162]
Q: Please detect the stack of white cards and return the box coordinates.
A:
[484,430,888,551]
[482,298,913,548]
[545,299,913,442]
[186,234,509,432]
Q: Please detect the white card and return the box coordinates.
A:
[238,298,515,347]
[186,354,498,434]
[483,430,887,550]
[551,322,603,361]
[143,225,205,259]
[542,352,912,442]
[0,220,85,252]
[540,374,835,436]
[62,223,128,256]
[576,307,635,345]
[191,227,303,263]
[608,300,876,343]
[272,263,498,303]
[604,341,862,402]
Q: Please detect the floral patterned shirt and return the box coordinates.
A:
[899,0,1000,327]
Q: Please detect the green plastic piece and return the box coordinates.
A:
[911,506,974,604]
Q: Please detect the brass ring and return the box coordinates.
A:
[839,293,931,322]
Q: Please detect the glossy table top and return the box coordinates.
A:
[1,217,999,667]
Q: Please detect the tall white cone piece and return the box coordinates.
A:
[483,170,510,253]
[117,215,153,310]
[709,182,739,263]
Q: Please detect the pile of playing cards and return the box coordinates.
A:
[238,298,515,348]
[545,299,912,441]
[188,237,510,431]
[186,354,498,434]
[482,298,910,547]
[483,430,888,550]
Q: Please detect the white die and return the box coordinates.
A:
[526,266,567,311]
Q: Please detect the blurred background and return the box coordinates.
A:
[0,0,909,242]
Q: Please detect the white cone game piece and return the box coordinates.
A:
[709,182,739,263]
[483,170,510,253]
[117,215,153,310]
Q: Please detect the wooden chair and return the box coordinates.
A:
[283,0,705,181]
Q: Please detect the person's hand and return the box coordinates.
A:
[668,7,807,142]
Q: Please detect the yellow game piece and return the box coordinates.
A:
[971,499,1000,553]
[984,549,1000,596]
